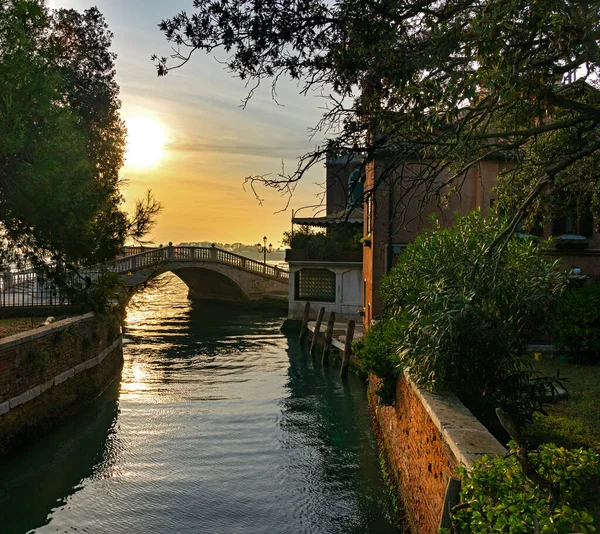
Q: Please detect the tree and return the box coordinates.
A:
[155,0,600,236]
[354,211,566,427]
[0,0,160,276]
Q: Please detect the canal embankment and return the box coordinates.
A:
[369,372,506,533]
[301,311,506,533]
[0,312,123,456]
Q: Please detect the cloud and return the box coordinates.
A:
[167,139,308,159]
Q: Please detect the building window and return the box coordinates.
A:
[295,269,336,302]
[552,204,594,237]
[387,243,407,272]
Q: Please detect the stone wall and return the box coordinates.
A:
[0,312,123,455]
[370,372,506,533]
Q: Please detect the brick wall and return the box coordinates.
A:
[369,372,506,533]
[0,313,123,455]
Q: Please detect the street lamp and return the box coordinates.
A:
[256,236,273,264]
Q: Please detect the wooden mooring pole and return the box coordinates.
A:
[299,301,311,344]
[321,311,336,364]
[309,306,325,357]
[340,320,355,378]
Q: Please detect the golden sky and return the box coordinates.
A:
[49,0,326,247]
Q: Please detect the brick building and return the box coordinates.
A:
[361,153,600,328]
[285,151,600,328]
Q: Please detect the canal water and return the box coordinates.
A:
[0,274,399,533]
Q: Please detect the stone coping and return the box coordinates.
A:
[404,370,506,468]
[0,312,95,351]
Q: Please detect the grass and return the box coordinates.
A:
[524,355,600,519]
[0,316,70,339]
[525,357,600,451]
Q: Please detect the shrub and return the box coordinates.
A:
[282,224,361,260]
[353,318,405,404]
[442,441,599,534]
[549,283,600,361]
[356,211,566,426]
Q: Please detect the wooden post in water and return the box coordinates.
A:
[299,301,311,343]
[321,311,336,364]
[340,320,355,378]
[309,306,325,357]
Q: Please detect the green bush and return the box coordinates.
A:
[282,224,361,260]
[442,441,600,533]
[549,283,600,361]
[353,318,405,404]
[356,211,566,426]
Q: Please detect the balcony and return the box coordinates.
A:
[285,248,363,263]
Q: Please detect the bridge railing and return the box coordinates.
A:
[115,246,289,281]
[0,246,288,309]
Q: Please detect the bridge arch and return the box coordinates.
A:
[118,246,289,305]
[168,267,249,302]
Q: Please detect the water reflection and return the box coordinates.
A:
[0,381,121,534]
[0,273,399,533]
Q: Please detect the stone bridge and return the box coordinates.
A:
[116,246,289,304]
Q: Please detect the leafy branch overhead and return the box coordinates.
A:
[156,0,600,227]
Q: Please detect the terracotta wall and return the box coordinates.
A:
[369,373,505,533]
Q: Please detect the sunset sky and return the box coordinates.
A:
[49,0,326,247]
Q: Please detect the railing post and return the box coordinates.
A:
[321,312,336,365]
[3,271,12,292]
[167,242,174,260]
[340,320,356,378]
[210,243,217,261]
[131,256,137,270]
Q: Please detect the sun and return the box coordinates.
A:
[125,117,167,168]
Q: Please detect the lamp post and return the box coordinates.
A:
[256,236,273,265]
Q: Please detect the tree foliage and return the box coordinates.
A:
[156,0,600,231]
[0,0,160,276]
[281,224,361,259]
[355,211,566,426]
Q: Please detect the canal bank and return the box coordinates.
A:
[0,312,123,456]
[0,274,400,533]
[300,310,506,533]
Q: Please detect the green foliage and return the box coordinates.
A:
[0,0,161,308]
[282,224,361,260]
[353,319,405,405]
[444,442,600,534]
[358,211,566,425]
[549,284,600,361]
